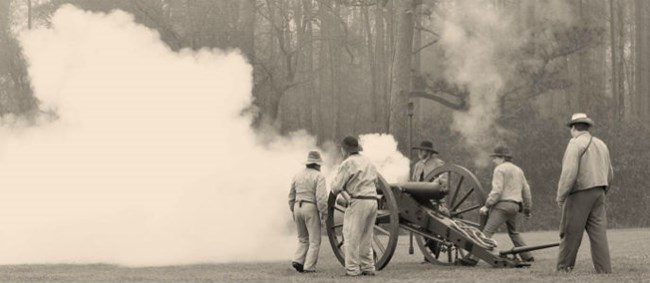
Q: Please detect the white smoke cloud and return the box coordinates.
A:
[439,0,523,167]
[359,134,410,183]
[1,5,408,266]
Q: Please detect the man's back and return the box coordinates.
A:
[331,154,378,198]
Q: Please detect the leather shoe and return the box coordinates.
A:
[291,261,304,272]
[361,271,376,276]
[345,273,361,277]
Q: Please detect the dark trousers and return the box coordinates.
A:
[557,187,611,273]
[483,202,532,260]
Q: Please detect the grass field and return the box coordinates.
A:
[0,228,648,283]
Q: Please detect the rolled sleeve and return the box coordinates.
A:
[485,167,504,208]
[331,162,351,195]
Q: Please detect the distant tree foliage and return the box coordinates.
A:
[2,0,649,228]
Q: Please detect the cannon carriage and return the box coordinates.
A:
[325,163,558,270]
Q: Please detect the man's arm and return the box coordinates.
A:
[432,159,447,187]
[315,175,328,219]
[288,178,296,212]
[557,140,581,205]
[411,161,422,181]
[522,174,532,214]
[485,167,505,208]
[330,161,351,196]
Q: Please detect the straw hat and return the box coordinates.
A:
[305,151,323,165]
[566,113,594,127]
[490,146,513,158]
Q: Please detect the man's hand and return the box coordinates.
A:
[438,204,450,216]
[479,206,489,215]
[523,208,531,219]
[336,192,351,208]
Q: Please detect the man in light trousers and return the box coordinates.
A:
[288,151,328,273]
[330,136,378,276]
[556,113,613,273]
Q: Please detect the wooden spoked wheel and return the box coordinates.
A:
[415,164,487,265]
[326,175,400,270]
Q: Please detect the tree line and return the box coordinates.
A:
[1,0,649,229]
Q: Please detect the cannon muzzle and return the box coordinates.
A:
[392,182,448,202]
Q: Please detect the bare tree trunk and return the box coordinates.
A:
[610,0,626,121]
[389,0,415,154]
[238,0,256,62]
[374,0,388,132]
[635,0,650,121]
[318,0,335,140]
[301,0,320,137]
[362,4,376,130]
[412,3,422,137]
[583,0,607,115]
[27,0,32,29]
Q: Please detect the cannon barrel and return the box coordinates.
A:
[391,182,448,202]
[499,242,560,257]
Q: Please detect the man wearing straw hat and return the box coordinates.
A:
[330,136,379,276]
[556,113,613,273]
[288,151,328,273]
[459,146,534,266]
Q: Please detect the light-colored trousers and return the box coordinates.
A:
[342,198,377,275]
[557,187,611,273]
[293,202,321,271]
[483,202,532,260]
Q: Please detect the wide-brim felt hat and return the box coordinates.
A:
[305,151,323,164]
[413,140,438,154]
[566,113,594,127]
[341,136,362,153]
[490,146,512,158]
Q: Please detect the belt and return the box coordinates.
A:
[497,200,521,205]
[569,186,606,195]
[350,195,378,200]
[297,200,315,207]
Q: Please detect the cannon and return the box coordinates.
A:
[326,163,558,269]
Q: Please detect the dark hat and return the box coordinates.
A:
[341,136,362,153]
[413,140,438,154]
[490,146,512,158]
[566,113,594,127]
[305,151,323,165]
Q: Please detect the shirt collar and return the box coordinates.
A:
[573,131,591,140]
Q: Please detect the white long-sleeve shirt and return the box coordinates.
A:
[330,154,378,198]
[288,168,328,217]
[485,162,532,211]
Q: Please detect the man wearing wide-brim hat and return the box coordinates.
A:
[411,140,449,262]
[330,136,379,276]
[411,141,445,184]
[556,113,613,273]
[460,146,534,266]
[288,151,328,273]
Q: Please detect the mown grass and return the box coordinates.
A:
[0,228,648,282]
